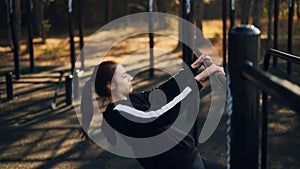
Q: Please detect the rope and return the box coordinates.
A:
[226,71,233,169]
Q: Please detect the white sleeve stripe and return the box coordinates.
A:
[113,87,192,119]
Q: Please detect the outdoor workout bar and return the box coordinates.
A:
[261,48,300,169]
[228,25,260,169]
[241,61,300,112]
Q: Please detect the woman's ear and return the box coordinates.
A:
[106,82,115,91]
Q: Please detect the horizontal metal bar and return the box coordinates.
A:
[267,49,300,64]
[241,61,300,112]
[263,49,300,70]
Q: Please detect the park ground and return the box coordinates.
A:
[0,19,299,168]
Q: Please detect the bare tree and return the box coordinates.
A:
[194,0,203,31]
[4,0,13,51]
[104,0,112,23]
[241,0,252,24]
[267,0,273,43]
[33,0,46,43]
[252,0,262,28]
[15,0,21,50]
[297,0,300,18]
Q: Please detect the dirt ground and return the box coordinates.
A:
[0,19,299,169]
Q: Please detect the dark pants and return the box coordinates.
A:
[188,153,227,169]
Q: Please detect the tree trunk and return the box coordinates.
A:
[297,0,300,18]
[241,0,252,24]
[157,0,170,29]
[15,0,21,50]
[33,0,43,42]
[104,0,112,23]
[267,0,273,43]
[252,0,262,28]
[40,0,46,43]
[195,0,203,31]
[177,0,182,50]
[4,0,13,51]
[33,0,41,36]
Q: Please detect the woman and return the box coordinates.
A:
[81,55,226,169]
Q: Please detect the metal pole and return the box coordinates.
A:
[261,90,268,169]
[68,0,76,73]
[181,0,194,67]
[9,0,20,79]
[77,0,85,71]
[261,52,271,169]
[229,0,235,29]
[149,0,154,77]
[228,25,260,169]
[6,72,13,100]
[26,0,35,72]
[222,0,227,70]
[273,0,279,67]
[287,0,294,75]
[65,75,73,105]
[73,69,80,99]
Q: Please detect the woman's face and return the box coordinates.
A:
[111,65,133,99]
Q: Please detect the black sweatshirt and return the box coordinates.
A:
[102,69,203,169]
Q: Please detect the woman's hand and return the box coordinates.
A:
[191,54,213,69]
[195,63,225,83]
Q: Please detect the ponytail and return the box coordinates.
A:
[79,61,117,141]
[80,78,94,140]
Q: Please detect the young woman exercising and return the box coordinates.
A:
[81,55,226,169]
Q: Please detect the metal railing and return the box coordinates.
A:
[245,49,300,169]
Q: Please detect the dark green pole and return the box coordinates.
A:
[228,25,260,169]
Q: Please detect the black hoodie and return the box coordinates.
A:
[102,69,203,169]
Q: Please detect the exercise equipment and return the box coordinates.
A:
[50,71,65,110]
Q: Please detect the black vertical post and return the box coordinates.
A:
[181,0,194,67]
[68,0,76,73]
[9,0,20,80]
[229,0,235,29]
[149,0,154,77]
[261,91,268,169]
[261,58,270,169]
[66,75,73,105]
[287,0,294,75]
[73,69,80,99]
[6,72,13,100]
[273,0,279,67]
[26,0,35,72]
[77,0,84,71]
[228,25,260,169]
[222,0,227,70]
